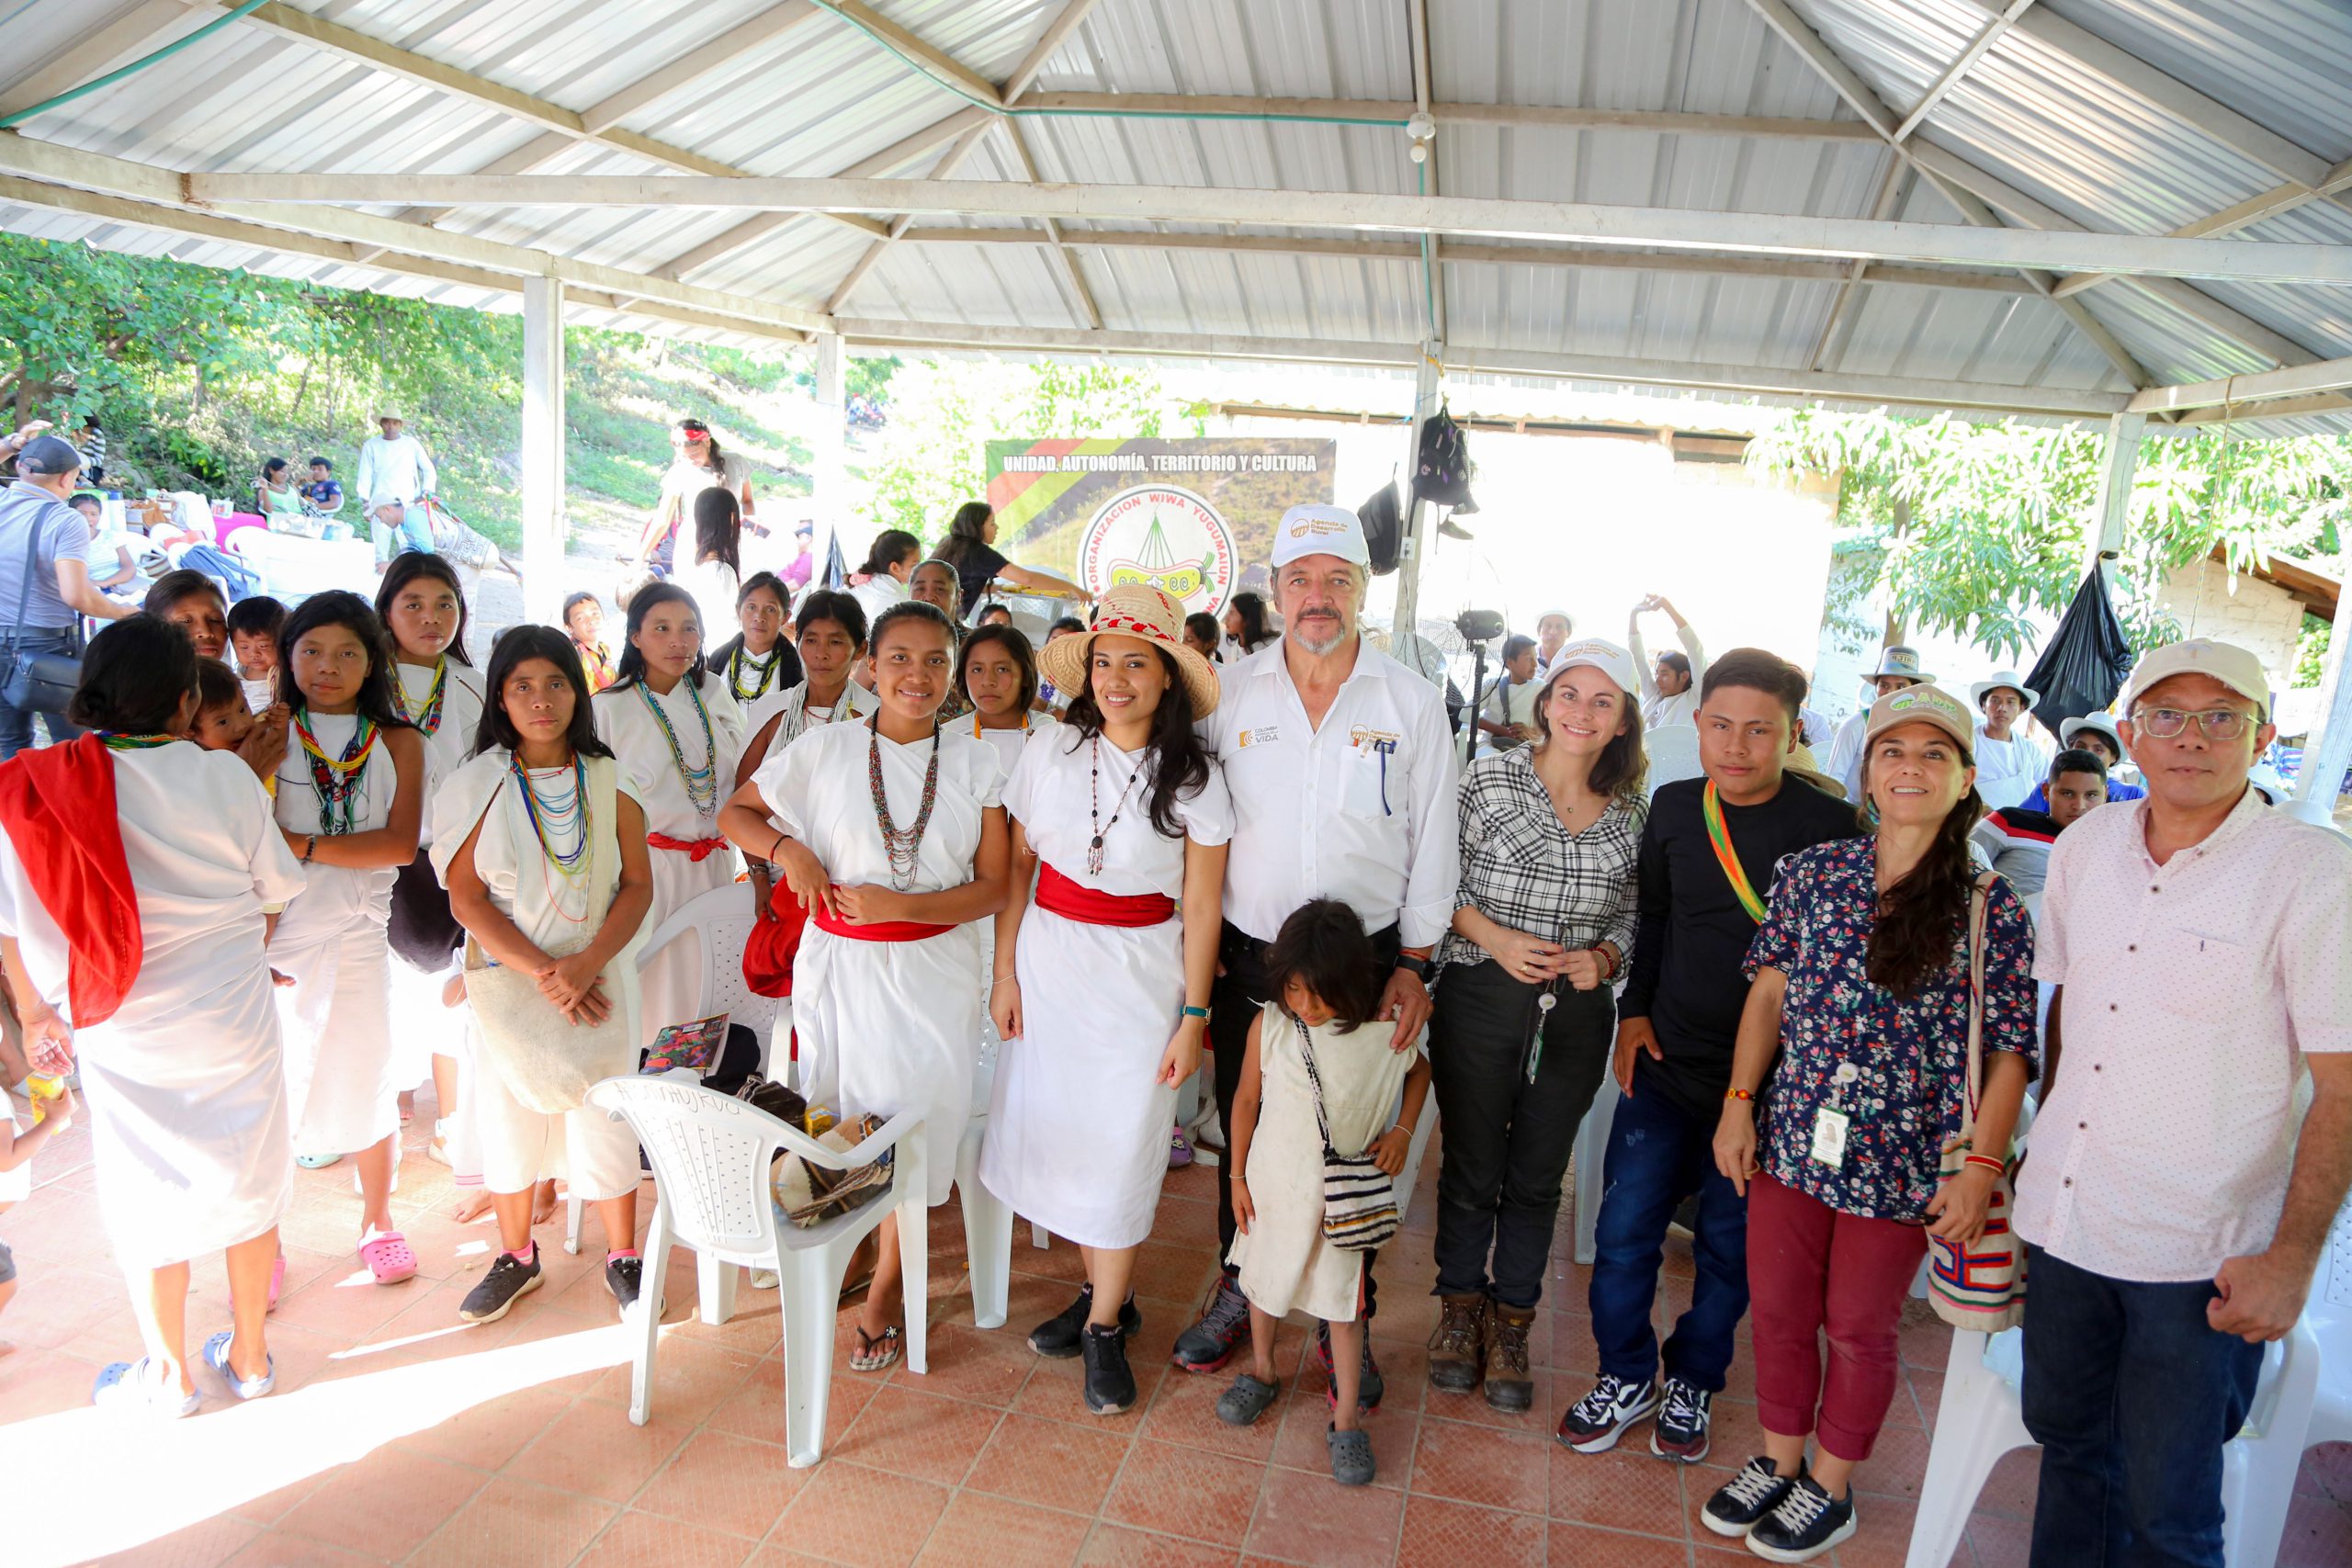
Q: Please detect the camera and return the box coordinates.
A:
[1453,609,1507,644]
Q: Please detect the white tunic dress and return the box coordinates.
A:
[271,710,408,1154]
[980,729,1231,1248]
[746,679,877,773]
[965,709,1057,780]
[396,659,488,843]
[0,746,306,1269]
[594,675,745,1051]
[753,721,1005,1203]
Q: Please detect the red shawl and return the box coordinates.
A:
[0,734,141,1025]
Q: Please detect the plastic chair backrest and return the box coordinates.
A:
[636,881,781,1033]
[2325,1197,2352,1314]
[588,1077,797,1260]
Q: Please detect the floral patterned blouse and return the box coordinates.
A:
[1743,838,2037,1221]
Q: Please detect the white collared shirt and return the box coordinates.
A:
[1200,638,1461,947]
[2015,787,2352,1283]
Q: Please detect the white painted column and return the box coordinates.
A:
[519,275,565,626]
[811,332,846,590]
[1388,341,1444,644]
[2293,609,2350,812]
[2083,411,2146,582]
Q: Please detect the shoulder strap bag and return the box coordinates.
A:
[1927,872,2030,1332]
[0,509,85,716]
[1294,1017,1399,1252]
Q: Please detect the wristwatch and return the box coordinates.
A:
[1395,953,1429,981]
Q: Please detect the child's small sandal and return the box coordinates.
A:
[91,1358,200,1419]
[1216,1372,1281,1427]
[202,1329,276,1401]
[1327,1425,1375,1486]
[849,1324,899,1373]
[358,1231,418,1286]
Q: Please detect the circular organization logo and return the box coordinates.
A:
[1075,484,1237,615]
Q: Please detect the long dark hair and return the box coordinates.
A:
[276,590,412,730]
[142,569,225,620]
[868,599,955,660]
[1061,640,1215,840]
[934,500,992,570]
[374,550,475,667]
[795,587,867,651]
[1864,744,1984,998]
[960,623,1039,715]
[1263,898,1385,1034]
[473,624,615,761]
[693,487,741,577]
[860,527,921,579]
[68,615,198,734]
[677,417,725,471]
[1532,660,1648,801]
[1227,591,1272,652]
[607,581,708,694]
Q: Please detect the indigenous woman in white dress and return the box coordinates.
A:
[983,585,1229,1416]
[737,589,875,917]
[268,592,427,1286]
[438,626,657,1325]
[678,488,745,658]
[706,570,803,715]
[0,617,307,1415]
[958,622,1058,782]
[593,583,745,1055]
[718,600,1012,1374]
[376,553,488,1184]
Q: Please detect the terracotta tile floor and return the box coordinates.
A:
[5,1098,2348,1568]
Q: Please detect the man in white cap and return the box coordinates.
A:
[2017,637,2352,1568]
[2017,712,2143,811]
[1968,671,2052,812]
[355,412,437,565]
[1173,502,1461,1397]
[1534,609,1573,673]
[1823,645,1934,804]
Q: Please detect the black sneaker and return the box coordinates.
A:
[1028,1284,1141,1359]
[1170,1273,1252,1373]
[458,1249,543,1324]
[1701,1454,1801,1538]
[605,1256,646,1315]
[1747,1475,1856,1562]
[1555,1372,1659,1453]
[1080,1322,1136,1416]
[1650,1375,1712,1462]
[1314,1320,1385,1412]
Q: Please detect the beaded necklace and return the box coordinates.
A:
[726,644,783,704]
[866,715,943,892]
[293,710,379,836]
[96,731,178,750]
[512,752,593,923]
[970,711,1031,739]
[637,677,718,818]
[400,659,448,736]
[1086,735,1147,877]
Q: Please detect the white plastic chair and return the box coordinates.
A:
[586,1077,928,1469]
[569,882,783,1253]
[1570,1074,1620,1266]
[958,1023,1016,1329]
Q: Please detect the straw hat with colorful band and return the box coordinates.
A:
[1036,584,1223,720]
[1863,683,1976,751]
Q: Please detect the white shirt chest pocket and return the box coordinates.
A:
[1341,742,1395,819]
[2146,926,2256,1029]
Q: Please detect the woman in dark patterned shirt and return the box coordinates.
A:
[1705,683,2035,1562]
[1424,638,1647,1414]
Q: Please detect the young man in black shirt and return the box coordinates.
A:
[1559,649,1858,1462]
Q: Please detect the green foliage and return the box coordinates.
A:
[1747,410,2350,662]
[2298,614,2333,688]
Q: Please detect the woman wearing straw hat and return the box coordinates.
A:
[982,584,1231,1416]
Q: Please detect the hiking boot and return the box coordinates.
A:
[459,1249,543,1324]
[1170,1272,1252,1373]
[1702,1454,1803,1539]
[1030,1284,1141,1359]
[1747,1475,1857,1562]
[1650,1375,1712,1461]
[1425,1293,1487,1394]
[1555,1372,1659,1453]
[1080,1322,1136,1416]
[1483,1303,1536,1414]
[1314,1320,1385,1412]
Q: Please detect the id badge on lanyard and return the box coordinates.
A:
[1810,1062,1860,1169]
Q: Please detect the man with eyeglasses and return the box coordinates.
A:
[2015,637,2352,1568]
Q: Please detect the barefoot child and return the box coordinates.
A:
[1216,897,1431,1486]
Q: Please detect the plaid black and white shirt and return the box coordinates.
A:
[1436,746,1645,971]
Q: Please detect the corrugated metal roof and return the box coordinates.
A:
[0,0,2345,431]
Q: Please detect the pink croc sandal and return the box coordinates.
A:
[358,1231,418,1286]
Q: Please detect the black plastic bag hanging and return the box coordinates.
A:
[2025,569,2135,736]
[1358,478,1403,576]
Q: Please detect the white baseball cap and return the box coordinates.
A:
[1540,637,1638,697]
[2123,637,2269,719]
[1271,503,1370,569]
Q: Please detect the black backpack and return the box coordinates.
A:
[1413,401,1475,509]
[1357,479,1403,576]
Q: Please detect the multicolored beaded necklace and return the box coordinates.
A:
[866,715,942,892]
[726,644,783,704]
[512,752,593,922]
[96,731,178,750]
[638,677,718,818]
[400,659,448,736]
[293,710,379,836]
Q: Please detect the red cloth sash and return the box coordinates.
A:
[1035,862,1175,928]
[812,902,953,942]
[647,832,729,861]
[0,735,141,1025]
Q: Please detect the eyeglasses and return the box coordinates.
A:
[2131,705,2254,741]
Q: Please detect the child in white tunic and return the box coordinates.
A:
[707,571,801,712]
[268,592,428,1287]
[1218,899,1431,1487]
[980,586,1227,1417]
[438,626,657,1325]
[0,617,308,1411]
[593,583,745,1061]
[738,589,876,950]
[720,600,1011,1375]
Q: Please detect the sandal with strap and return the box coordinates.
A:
[92,1357,200,1419]
[850,1324,900,1373]
[201,1329,276,1401]
[358,1230,418,1286]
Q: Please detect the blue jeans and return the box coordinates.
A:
[0,627,82,760]
[2020,1245,2262,1568]
[1586,1082,1749,1393]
